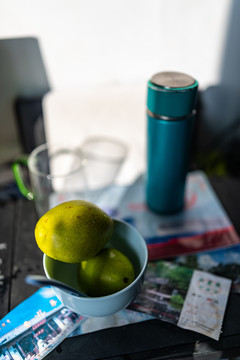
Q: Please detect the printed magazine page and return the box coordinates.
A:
[128,260,193,325]
[175,243,240,293]
[115,170,240,260]
[0,287,152,359]
[128,243,240,327]
[128,257,232,340]
[0,287,82,359]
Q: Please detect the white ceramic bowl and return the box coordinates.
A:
[43,219,148,317]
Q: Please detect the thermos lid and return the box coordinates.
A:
[147,71,198,118]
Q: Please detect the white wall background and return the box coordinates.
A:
[0,0,231,91]
[0,0,232,182]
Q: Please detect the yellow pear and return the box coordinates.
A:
[78,247,135,297]
[35,200,113,263]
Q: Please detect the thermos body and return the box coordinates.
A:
[146,72,198,214]
[146,111,196,213]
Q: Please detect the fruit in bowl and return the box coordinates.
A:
[78,247,135,297]
[35,200,114,263]
[34,200,148,316]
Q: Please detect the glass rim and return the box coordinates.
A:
[81,136,128,164]
[28,143,84,179]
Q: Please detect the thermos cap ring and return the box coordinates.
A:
[147,71,198,118]
[150,71,196,90]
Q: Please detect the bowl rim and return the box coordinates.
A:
[43,218,148,301]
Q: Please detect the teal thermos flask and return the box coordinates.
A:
[146,71,198,214]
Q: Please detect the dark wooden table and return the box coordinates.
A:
[1,176,240,359]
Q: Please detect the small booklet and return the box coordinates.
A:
[0,287,152,359]
[128,259,232,340]
[0,287,82,359]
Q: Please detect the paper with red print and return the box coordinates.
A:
[115,171,240,260]
[177,270,231,340]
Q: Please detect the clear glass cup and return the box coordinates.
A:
[80,136,128,205]
[12,143,86,217]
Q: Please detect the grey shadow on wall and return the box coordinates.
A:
[193,0,240,175]
[0,37,50,163]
